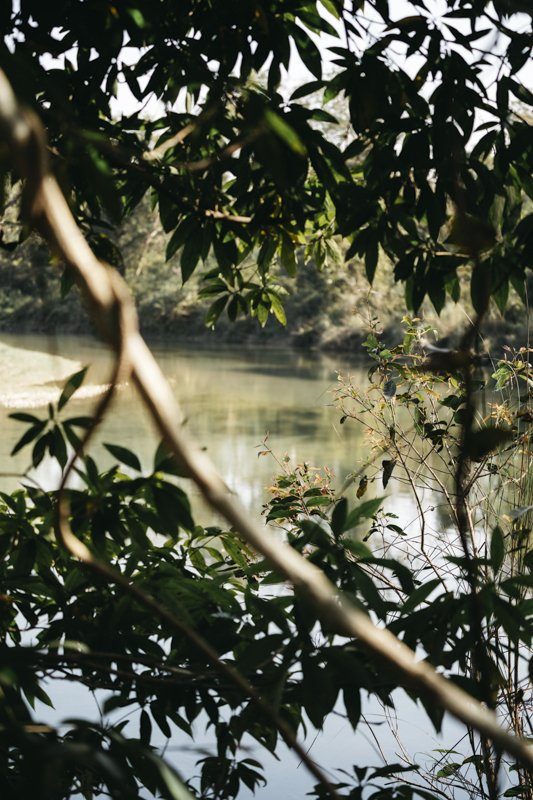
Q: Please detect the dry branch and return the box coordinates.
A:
[0,69,532,775]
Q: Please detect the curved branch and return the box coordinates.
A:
[0,69,531,774]
[49,267,337,793]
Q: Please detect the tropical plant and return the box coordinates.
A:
[1,325,531,798]
[0,1,531,321]
[0,2,532,799]
[334,317,533,799]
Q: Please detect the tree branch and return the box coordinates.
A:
[0,68,531,774]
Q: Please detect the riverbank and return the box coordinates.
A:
[0,272,527,357]
[0,208,529,355]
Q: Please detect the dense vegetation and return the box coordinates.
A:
[0,2,532,332]
[0,198,530,352]
[0,1,531,799]
[1,199,409,349]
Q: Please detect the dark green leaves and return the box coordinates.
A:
[343,497,384,532]
[302,658,338,728]
[10,419,47,456]
[331,497,348,537]
[264,110,306,156]
[58,367,89,411]
[331,495,383,537]
[343,686,361,730]
[104,443,142,472]
[0,0,528,329]
[490,526,506,574]
[280,234,297,277]
[180,236,202,284]
[0,4,532,799]
[466,426,513,460]
[165,216,197,261]
[401,579,442,614]
[382,459,396,488]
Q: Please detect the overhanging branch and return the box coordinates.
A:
[0,68,532,774]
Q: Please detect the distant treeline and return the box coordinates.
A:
[0,197,528,353]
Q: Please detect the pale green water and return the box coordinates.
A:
[0,333,373,516]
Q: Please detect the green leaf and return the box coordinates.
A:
[104,443,142,472]
[280,234,297,276]
[150,701,172,738]
[264,110,307,155]
[31,684,54,708]
[490,526,505,573]
[10,420,47,456]
[331,497,348,536]
[382,459,396,488]
[290,80,325,100]
[181,237,202,283]
[152,483,194,531]
[223,536,249,570]
[258,238,277,274]
[436,763,462,778]
[140,709,152,744]
[58,367,89,411]
[319,0,341,18]
[343,539,372,559]
[256,302,269,327]
[153,440,188,477]
[32,430,50,467]
[439,394,465,410]
[365,239,378,283]
[63,416,94,429]
[206,295,228,327]
[363,557,415,593]
[166,216,197,261]
[302,661,337,727]
[51,425,68,469]
[269,294,286,326]
[343,686,361,729]
[428,275,446,314]
[126,8,146,28]
[8,412,41,424]
[342,497,383,532]
[401,578,441,614]
[508,79,533,107]
[305,495,331,508]
[292,27,322,79]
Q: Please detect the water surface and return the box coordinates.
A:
[0,333,372,514]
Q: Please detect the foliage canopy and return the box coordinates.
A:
[0,3,532,800]
[1,328,532,799]
[0,0,532,322]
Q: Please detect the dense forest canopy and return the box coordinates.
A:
[0,3,532,800]
[0,0,532,322]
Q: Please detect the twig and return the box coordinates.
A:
[143,121,196,162]
[204,208,253,224]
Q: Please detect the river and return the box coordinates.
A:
[0,333,469,798]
